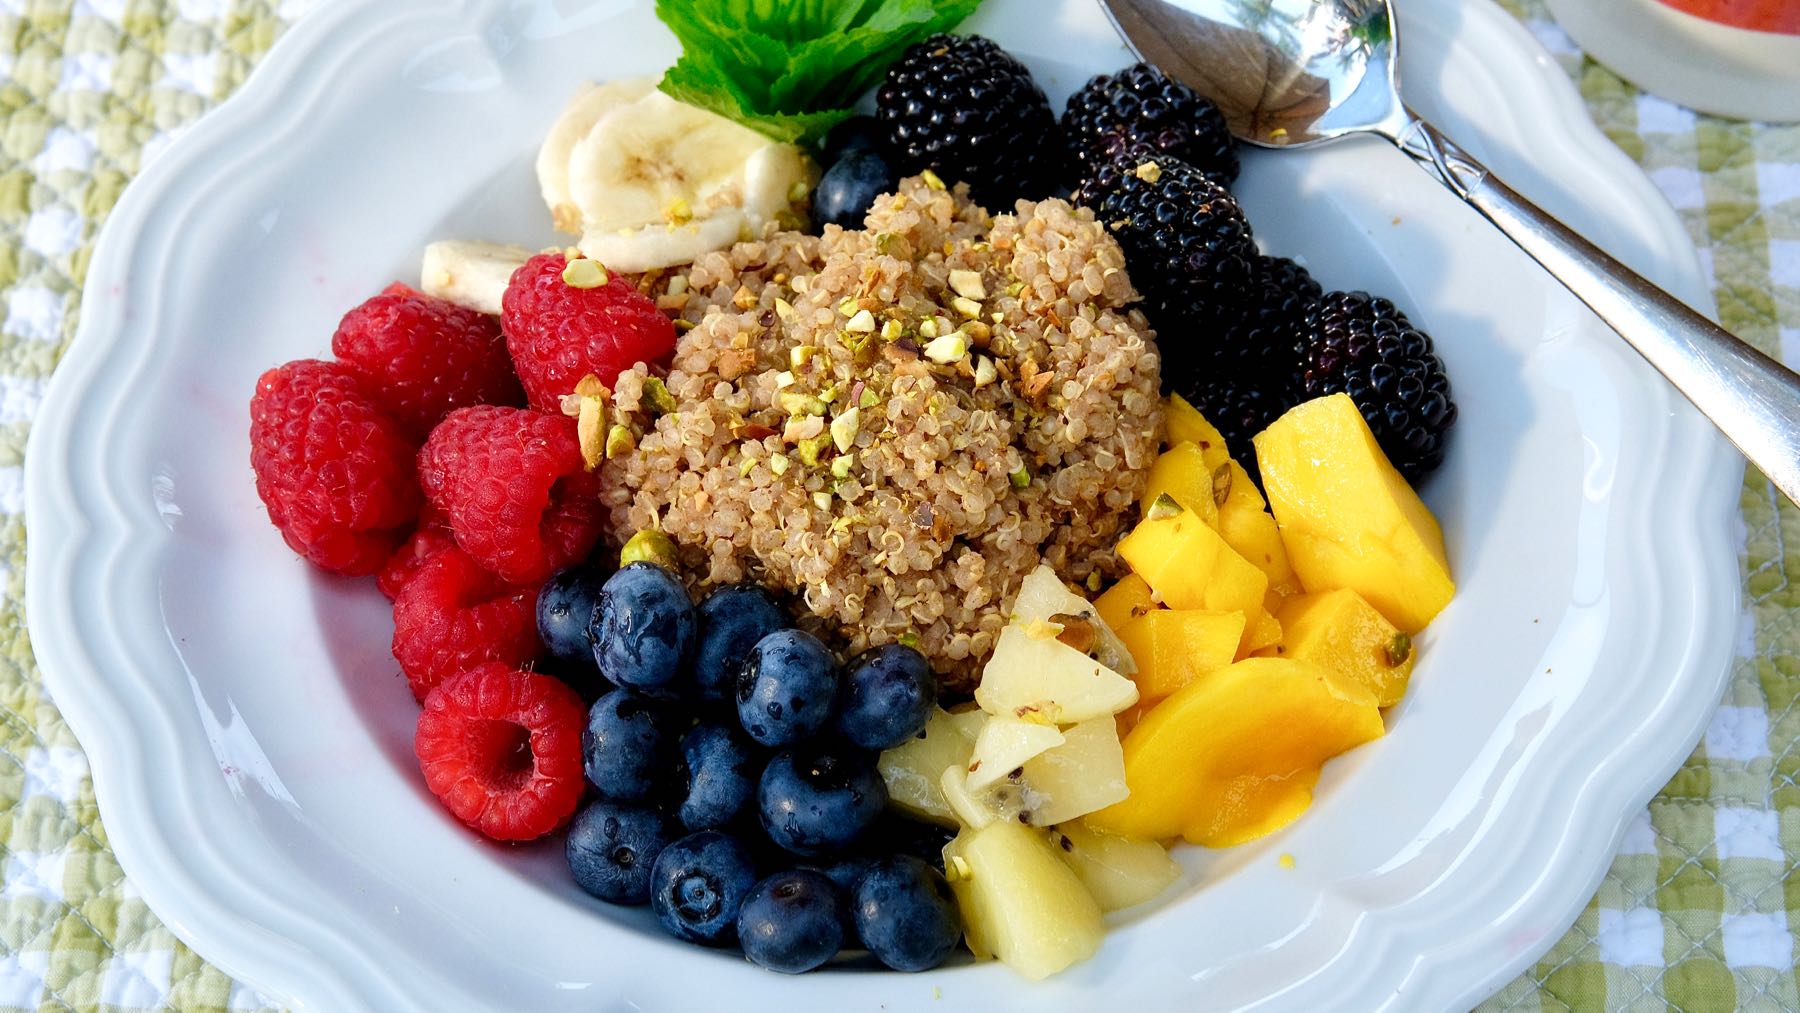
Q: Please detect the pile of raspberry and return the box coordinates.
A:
[248,253,675,842]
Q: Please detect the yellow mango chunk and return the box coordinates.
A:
[1162,393,1230,471]
[1239,608,1282,658]
[1116,609,1244,703]
[1086,657,1384,846]
[1094,574,1157,633]
[1118,506,1269,654]
[1254,394,1454,633]
[1216,460,1300,596]
[1274,589,1414,707]
[1141,441,1220,527]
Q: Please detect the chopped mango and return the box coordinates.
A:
[1274,589,1414,707]
[1254,394,1454,632]
[1118,505,1268,654]
[1094,574,1158,633]
[1240,608,1283,658]
[1115,609,1243,702]
[1086,657,1384,847]
[1216,460,1300,596]
[1140,441,1220,527]
[1162,393,1230,471]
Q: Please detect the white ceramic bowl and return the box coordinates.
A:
[23,0,1742,1009]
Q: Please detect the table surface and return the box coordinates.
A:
[0,0,1794,1009]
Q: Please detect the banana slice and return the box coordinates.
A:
[568,89,776,234]
[421,240,533,315]
[577,211,749,274]
[536,78,657,233]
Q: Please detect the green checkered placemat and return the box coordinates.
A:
[0,0,1794,1009]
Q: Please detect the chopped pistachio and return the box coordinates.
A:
[774,370,796,388]
[787,179,810,203]
[641,376,677,415]
[666,275,689,296]
[1005,280,1026,298]
[845,308,876,333]
[774,297,798,321]
[830,406,861,452]
[838,297,858,317]
[605,424,635,459]
[779,391,827,416]
[1211,463,1234,506]
[797,433,832,467]
[879,318,903,342]
[738,455,758,478]
[1146,492,1185,520]
[973,356,997,388]
[561,258,608,289]
[1385,632,1414,667]
[819,384,840,404]
[960,320,992,346]
[859,387,880,410]
[1133,160,1163,183]
[919,168,947,190]
[950,296,982,319]
[897,631,923,650]
[576,390,607,469]
[948,269,987,300]
[831,454,855,479]
[989,311,1005,324]
[784,415,825,443]
[769,453,790,476]
[1009,465,1032,490]
[731,285,758,310]
[620,529,678,569]
[873,232,897,254]
[918,317,939,339]
[789,345,815,368]
[922,332,968,365]
[945,854,971,882]
[812,490,833,510]
[1085,571,1103,592]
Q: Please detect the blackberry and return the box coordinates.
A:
[875,35,1063,207]
[1096,155,1258,364]
[1295,291,1458,482]
[1064,63,1238,201]
[1180,374,1289,483]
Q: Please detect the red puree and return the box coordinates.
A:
[1655,0,1800,34]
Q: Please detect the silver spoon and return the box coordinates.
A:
[1100,0,1800,505]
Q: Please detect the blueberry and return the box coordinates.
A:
[565,800,679,905]
[736,629,837,747]
[591,562,695,691]
[852,855,962,972]
[583,689,683,802]
[692,584,788,703]
[736,869,845,973]
[868,812,956,872]
[676,723,760,831]
[814,150,898,231]
[758,745,887,856]
[650,830,759,945]
[836,644,936,750]
[537,565,606,669]
[821,115,883,164]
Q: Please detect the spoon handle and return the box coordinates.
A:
[1395,115,1800,504]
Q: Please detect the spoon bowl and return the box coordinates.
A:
[1102,0,1800,507]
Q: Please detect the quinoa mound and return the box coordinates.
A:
[602,177,1161,689]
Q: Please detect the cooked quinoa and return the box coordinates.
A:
[601,177,1161,690]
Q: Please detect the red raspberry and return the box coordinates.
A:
[332,282,524,437]
[392,547,542,701]
[377,505,457,600]
[501,253,675,410]
[414,663,587,841]
[416,405,605,584]
[249,359,420,575]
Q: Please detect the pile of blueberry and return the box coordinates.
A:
[539,559,963,974]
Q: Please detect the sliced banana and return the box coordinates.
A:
[420,240,533,315]
[577,211,748,274]
[536,78,657,234]
[568,89,776,234]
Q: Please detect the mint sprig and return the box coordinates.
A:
[655,0,984,147]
